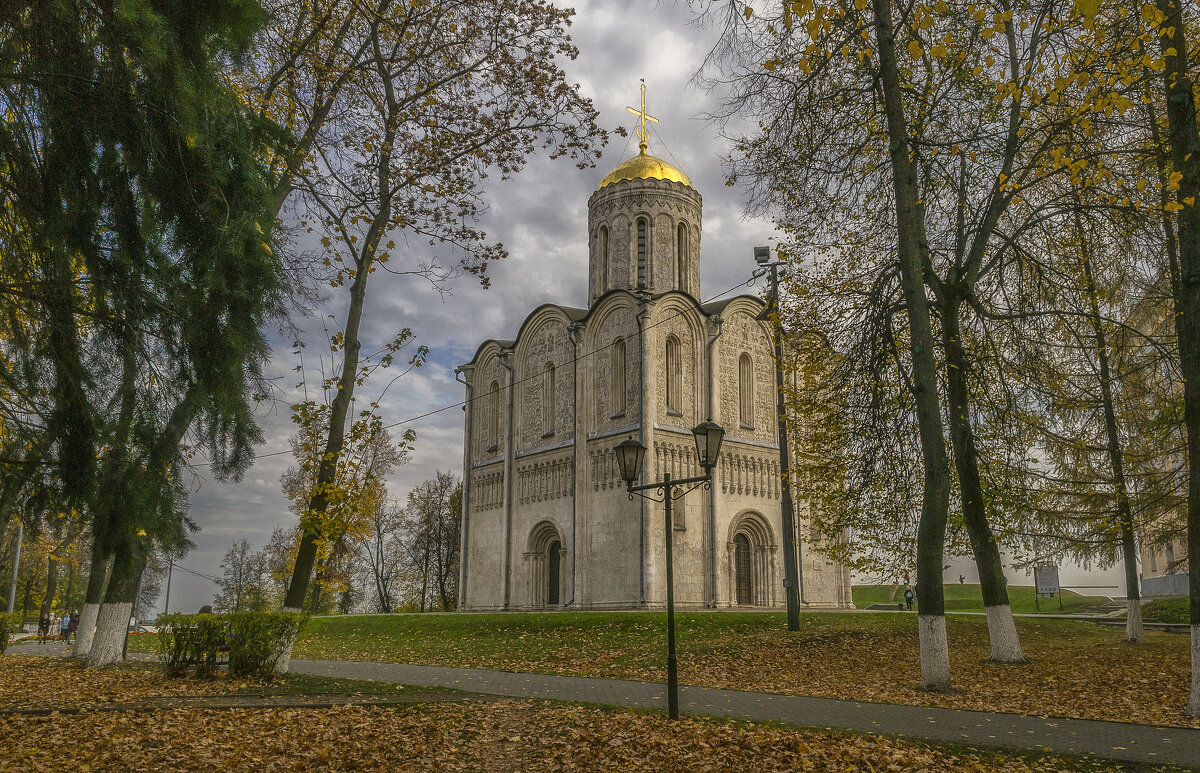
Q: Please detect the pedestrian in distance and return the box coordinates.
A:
[959,575,965,584]
[903,585,914,611]
[37,613,50,644]
[68,610,79,642]
[58,613,70,642]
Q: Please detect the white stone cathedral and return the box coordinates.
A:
[455,116,853,611]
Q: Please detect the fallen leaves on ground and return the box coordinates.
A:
[0,697,1154,772]
[0,655,248,710]
[292,613,1200,729]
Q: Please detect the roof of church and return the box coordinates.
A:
[595,146,692,191]
[464,292,765,368]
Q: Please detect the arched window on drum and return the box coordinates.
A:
[676,223,687,291]
[636,217,648,288]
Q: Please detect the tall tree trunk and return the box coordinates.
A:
[873,0,952,691]
[1155,0,1200,718]
[1074,207,1144,643]
[941,295,1025,662]
[72,546,110,658]
[62,561,75,611]
[284,266,370,611]
[87,539,146,667]
[40,554,60,617]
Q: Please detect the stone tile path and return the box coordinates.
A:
[291,659,1200,767]
[11,642,1200,767]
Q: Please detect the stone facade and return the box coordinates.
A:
[456,151,853,611]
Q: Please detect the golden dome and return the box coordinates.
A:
[596,144,692,191]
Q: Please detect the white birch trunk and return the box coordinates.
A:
[1124,598,1146,644]
[86,602,131,668]
[1188,625,1200,718]
[273,606,302,674]
[984,605,1026,662]
[71,602,100,658]
[918,614,951,691]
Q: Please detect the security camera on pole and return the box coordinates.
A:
[754,245,804,632]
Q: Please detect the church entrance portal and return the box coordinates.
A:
[727,511,777,607]
[734,534,752,605]
[526,521,564,608]
[547,539,561,606]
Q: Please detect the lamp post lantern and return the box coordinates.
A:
[616,421,725,720]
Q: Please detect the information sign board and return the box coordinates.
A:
[1035,565,1060,596]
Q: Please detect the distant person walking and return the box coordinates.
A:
[68,610,79,642]
[903,586,914,611]
[58,613,71,642]
[959,575,965,584]
[37,613,51,644]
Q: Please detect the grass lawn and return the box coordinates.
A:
[281,611,1197,729]
[1142,597,1189,624]
[852,583,1113,614]
[0,655,1177,772]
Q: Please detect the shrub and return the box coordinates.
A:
[0,612,22,654]
[156,611,305,679]
[155,613,229,677]
[228,612,306,678]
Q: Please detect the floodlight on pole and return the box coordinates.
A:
[754,245,804,632]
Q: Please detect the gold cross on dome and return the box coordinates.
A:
[626,80,658,154]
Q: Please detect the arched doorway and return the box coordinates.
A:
[726,511,778,607]
[734,534,752,605]
[525,521,564,608]
[547,539,561,606]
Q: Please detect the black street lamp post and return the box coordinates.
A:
[616,420,725,720]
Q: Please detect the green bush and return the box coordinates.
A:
[156,611,305,679]
[228,612,306,678]
[156,613,229,677]
[0,612,23,654]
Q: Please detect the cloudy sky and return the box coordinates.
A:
[164,0,780,611]
[164,0,1121,612]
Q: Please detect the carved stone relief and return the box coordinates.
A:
[517,455,574,504]
[519,321,574,450]
[591,307,640,432]
[473,468,505,510]
[654,312,698,428]
[719,451,781,499]
[472,357,507,462]
[719,310,776,444]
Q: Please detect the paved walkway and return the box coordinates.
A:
[11,642,1200,767]
[290,659,1200,767]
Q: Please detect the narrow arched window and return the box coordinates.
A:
[611,339,626,416]
[739,353,754,427]
[636,217,648,288]
[598,225,609,291]
[488,380,500,450]
[665,336,681,413]
[676,223,687,289]
[542,362,555,436]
